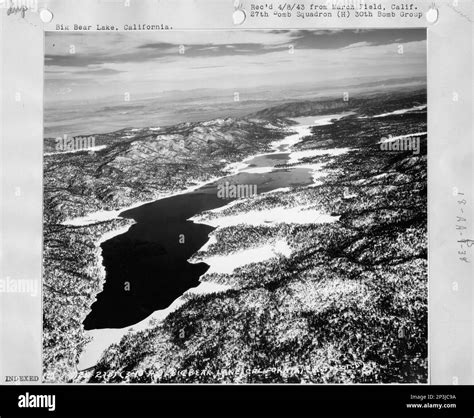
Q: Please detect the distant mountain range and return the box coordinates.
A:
[44,78,426,138]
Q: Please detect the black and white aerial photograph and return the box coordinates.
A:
[42,29,428,384]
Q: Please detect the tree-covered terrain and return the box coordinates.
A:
[43,89,427,383]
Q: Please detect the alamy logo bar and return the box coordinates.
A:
[18,393,56,412]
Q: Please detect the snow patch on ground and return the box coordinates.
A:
[44,145,107,156]
[378,131,427,144]
[194,239,292,275]
[374,105,426,118]
[359,105,427,119]
[290,112,355,127]
[239,166,275,174]
[192,205,340,228]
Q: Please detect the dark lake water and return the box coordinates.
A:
[83,152,313,330]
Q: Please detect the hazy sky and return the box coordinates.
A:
[45,29,427,103]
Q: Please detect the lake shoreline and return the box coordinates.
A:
[75,112,352,373]
[75,122,314,372]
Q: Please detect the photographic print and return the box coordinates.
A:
[42,29,428,383]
